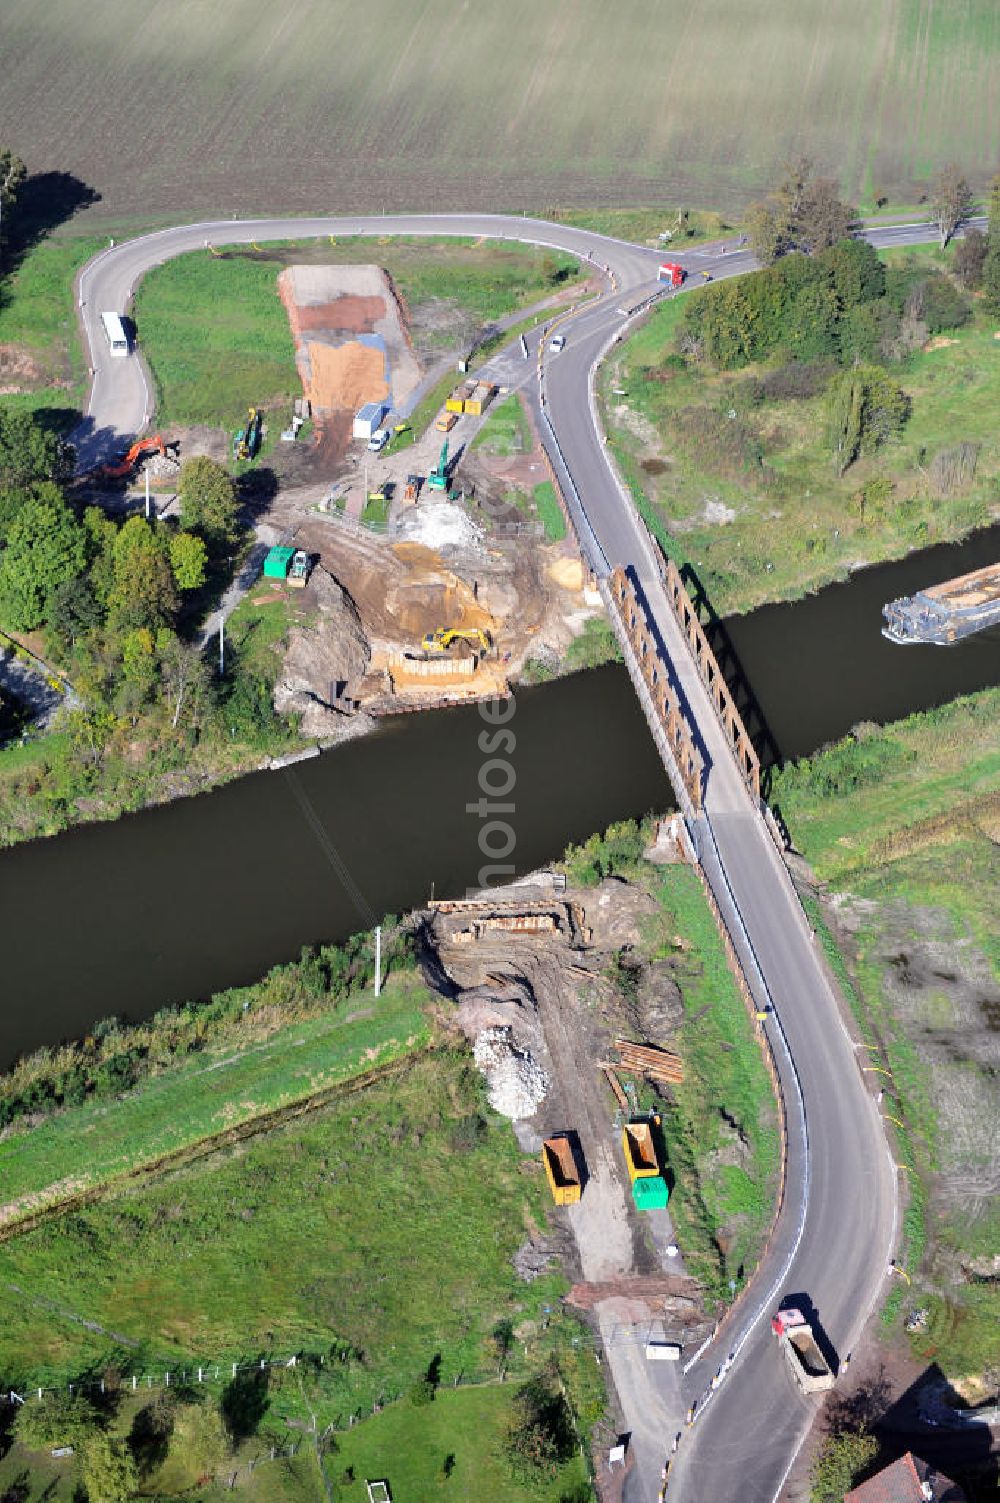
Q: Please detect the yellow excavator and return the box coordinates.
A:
[421,627,491,654]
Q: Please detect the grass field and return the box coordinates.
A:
[772,689,1000,1377]
[0,973,431,1233]
[323,1385,590,1503]
[2,1,997,228]
[603,251,1000,614]
[0,233,103,418]
[474,393,533,457]
[0,1047,570,1395]
[131,238,578,427]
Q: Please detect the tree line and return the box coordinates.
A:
[0,409,291,821]
[680,161,1000,474]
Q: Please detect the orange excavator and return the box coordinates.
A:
[99,434,172,480]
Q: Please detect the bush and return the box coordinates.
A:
[14,1390,102,1450]
[79,1432,139,1503]
[954,228,988,290]
[562,819,647,886]
[907,272,970,334]
[563,616,622,673]
[810,1429,879,1502]
[827,365,910,474]
[778,730,915,799]
[929,442,980,497]
[501,1373,574,1481]
[759,360,836,402]
[224,669,282,743]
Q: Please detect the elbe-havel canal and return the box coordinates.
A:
[2,523,998,1067]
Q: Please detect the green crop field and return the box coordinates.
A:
[1,0,997,227]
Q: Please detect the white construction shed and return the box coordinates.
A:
[353,402,388,440]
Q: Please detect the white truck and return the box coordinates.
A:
[771,1307,835,1393]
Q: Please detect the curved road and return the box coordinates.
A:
[76,212,958,1500]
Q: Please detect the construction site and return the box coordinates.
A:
[416,845,767,1492]
[73,249,608,739]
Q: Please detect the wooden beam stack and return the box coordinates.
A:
[613,1038,684,1085]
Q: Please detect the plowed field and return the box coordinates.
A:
[1,0,997,222]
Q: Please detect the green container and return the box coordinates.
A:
[263,545,295,579]
[632,1174,669,1211]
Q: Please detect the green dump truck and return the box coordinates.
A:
[621,1117,669,1210]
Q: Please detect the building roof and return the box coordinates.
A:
[844,1451,966,1503]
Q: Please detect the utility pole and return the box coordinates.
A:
[219,618,225,676]
[374,926,382,997]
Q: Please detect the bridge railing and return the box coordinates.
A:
[603,567,704,813]
[660,556,760,801]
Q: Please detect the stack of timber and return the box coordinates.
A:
[614,1039,684,1085]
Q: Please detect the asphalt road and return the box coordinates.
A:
[76,211,960,1501]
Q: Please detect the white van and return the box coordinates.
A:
[644,1342,682,1362]
[367,429,390,453]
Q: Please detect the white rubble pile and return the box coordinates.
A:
[396,500,484,552]
[473,1026,548,1120]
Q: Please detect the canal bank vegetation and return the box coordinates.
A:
[604,199,1000,615]
[0,924,412,1138]
[772,686,1000,1385]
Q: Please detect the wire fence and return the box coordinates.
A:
[2,1350,540,1422]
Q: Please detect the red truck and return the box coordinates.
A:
[657,262,686,288]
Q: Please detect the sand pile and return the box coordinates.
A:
[473,1026,549,1119]
[308,342,387,412]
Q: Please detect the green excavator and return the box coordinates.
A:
[427,439,450,493]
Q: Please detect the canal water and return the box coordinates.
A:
[0,666,672,1067]
[726,525,1000,760]
[2,526,998,1066]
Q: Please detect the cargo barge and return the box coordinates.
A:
[882,562,1000,645]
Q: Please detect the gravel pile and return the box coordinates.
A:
[473,1026,548,1120]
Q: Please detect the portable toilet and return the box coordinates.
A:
[263,545,295,581]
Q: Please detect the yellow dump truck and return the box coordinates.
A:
[445,380,477,414]
[542,1135,582,1205]
[622,1118,661,1183]
[463,381,497,417]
